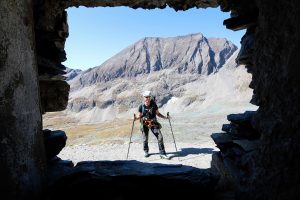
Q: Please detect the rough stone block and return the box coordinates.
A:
[40,80,70,113]
[43,129,67,160]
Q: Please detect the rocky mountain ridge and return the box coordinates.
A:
[64,33,253,123]
[69,33,237,89]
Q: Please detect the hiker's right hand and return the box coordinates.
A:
[166,112,171,119]
[133,114,138,121]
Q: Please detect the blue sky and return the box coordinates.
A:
[63,6,245,70]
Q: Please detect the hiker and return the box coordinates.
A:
[134,90,170,159]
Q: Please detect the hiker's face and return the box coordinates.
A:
[144,96,151,106]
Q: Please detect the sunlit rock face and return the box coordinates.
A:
[72,33,237,86]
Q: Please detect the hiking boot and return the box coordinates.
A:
[160,154,170,160]
[144,152,150,158]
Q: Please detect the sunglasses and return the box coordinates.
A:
[144,96,151,98]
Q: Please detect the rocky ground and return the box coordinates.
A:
[58,142,217,168]
[44,101,257,169]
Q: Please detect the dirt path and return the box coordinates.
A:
[58,141,218,169]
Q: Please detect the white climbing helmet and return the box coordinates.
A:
[142,90,151,97]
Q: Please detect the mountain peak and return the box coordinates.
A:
[140,32,204,41]
[72,33,237,88]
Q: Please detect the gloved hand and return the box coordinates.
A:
[166,112,171,119]
[133,114,139,121]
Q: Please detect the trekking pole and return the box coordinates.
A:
[126,114,135,160]
[167,112,178,152]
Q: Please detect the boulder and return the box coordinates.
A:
[46,160,219,200]
[43,129,67,160]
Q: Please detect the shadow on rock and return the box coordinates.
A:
[45,160,221,200]
[167,147,217,159]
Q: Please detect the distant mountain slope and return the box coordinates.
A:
[65,67,82,81]
[71,33,237,89]
[64,33,253,123]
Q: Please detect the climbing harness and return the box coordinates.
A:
[143,119,159,129]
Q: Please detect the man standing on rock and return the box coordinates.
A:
[134,90,170,159]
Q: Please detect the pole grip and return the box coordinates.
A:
[167,112,169,117]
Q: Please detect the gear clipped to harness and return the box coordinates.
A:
[143,119,161,129]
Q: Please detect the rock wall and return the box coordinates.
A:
[0,0,46,199]
[61,0,218,10]
[34,0,70,113]
[249,0,300,199]
[1,0,300,199]
[211,0,300,199]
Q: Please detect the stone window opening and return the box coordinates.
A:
[6,0,300,199]
[40,4,255,167]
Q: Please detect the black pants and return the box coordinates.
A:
[141,125,166,155]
